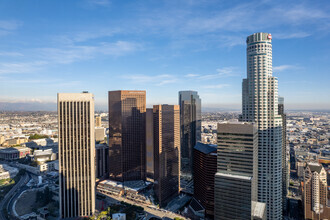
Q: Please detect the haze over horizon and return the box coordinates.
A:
[1,0,330,111]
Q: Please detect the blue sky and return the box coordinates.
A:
[0,0,329,110]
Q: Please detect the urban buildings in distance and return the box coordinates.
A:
[240,32,283,219]
[108,90,146,182]
[179,91,201,178]
[151,104,180,207]
[58,92,95,218]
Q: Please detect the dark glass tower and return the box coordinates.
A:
[108,90,146,182]
[179,91,201,177]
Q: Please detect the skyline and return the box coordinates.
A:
[1,0,330,111]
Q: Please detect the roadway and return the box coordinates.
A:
[0,172,29,220]
[102,193,186,219]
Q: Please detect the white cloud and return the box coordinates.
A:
[0,52,24,57]
[38,41,141,64]
[0,20,21,30]
[199,67,240,80]
[0,61,47,74]
[123,74,177,86]
[274,32,311,39]
[202,84,230,89]
[273,65,299,72]
[87,0,111,6]
[185,73,199,77]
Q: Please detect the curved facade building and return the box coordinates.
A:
[240,32,283,219]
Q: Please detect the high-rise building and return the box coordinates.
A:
[153,104,180,207]
[302,163,330,219]
[278,96,289,213]
[95,127,106,142]
[178,91,201,177]
[240,32,283,219]
[96,143,109,179]
[95,116,102,127]
[193,142,217,218]
[108,90,146,182]
[214,123,258,220]
[58,92,95,218]
[145,108,154,182]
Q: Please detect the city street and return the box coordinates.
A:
[0,172,29,220]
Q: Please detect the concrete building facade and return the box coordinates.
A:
[58,92,95,218]
[179,91,201,178]
[278,96,289,213]
[214,123,258,220]
[302,163,330,219]
[108,90,146,182]
[240,32,283,219]
[96,143,109,179]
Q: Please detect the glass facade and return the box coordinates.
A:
[178,91,201,177]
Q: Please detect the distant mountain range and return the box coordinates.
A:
[0,102,329,113]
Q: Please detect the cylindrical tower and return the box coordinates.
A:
[240,32,283,220]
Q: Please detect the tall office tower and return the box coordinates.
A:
[278,96,289,213]
[239,32,283,219]
[108,90,146,182]
[193,142,217,218]
[178,91,201,177]
[214,123,259,220]
[145,108,154,182]
[96,143,109,179]
[95,116,102,127]
[153,105,180,207]
[58,92,95,218]
[303,163,330,219]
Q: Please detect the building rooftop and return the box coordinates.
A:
[308,163,323,173]
[99,179,151,192]
[251,201,266,219]
[194,142,217,155]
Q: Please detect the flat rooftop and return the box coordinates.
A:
[99,179,151,192]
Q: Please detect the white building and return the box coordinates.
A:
[240,32,283,220]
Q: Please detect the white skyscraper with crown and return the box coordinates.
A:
[239,32,283,220]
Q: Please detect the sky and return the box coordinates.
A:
[0,0,329,111]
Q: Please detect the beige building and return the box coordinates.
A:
[152,105,180,207]
[2,137,28,147]
[58,92,95,218]
[303,163,330,219]
[95,116,102,127]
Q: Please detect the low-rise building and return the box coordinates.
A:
[0,146,31,160]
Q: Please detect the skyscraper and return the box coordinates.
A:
[214,123,258,220]
[95,116,102,127]
[96,143,109,179]
[179,91,201,177]
[193,142,217,218]
[145,108,155,182]
[240,32,283,219]
[152,104,180,207]
[302,163,330,219]
[58,92,95,218]
[108,90,146,182]
[278,96,289,213]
